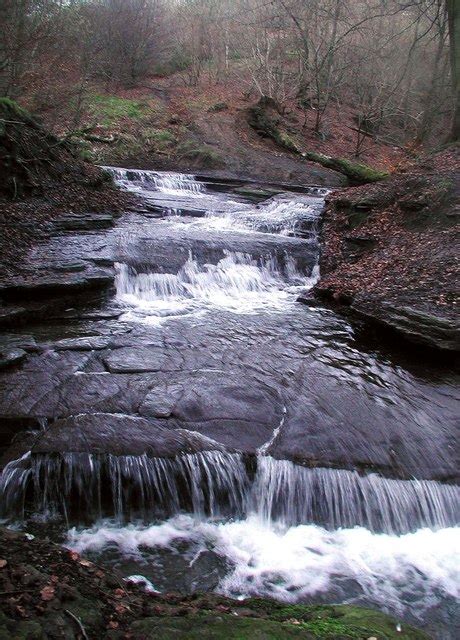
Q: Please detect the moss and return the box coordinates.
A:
[247,98,301,154]
[247,103,281,140]
[208,102,229,113]
[0,97,38,129]
[128,606,430,640]
[148,129,176,144]
[130,614,313,639]
[0,612,43,640]
[87,94,154,126]
[177,141,224,167]
[275,130,300,152]
[143,128,177,152]
[304,151,388,184]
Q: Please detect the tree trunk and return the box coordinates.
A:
[447,0,460,141]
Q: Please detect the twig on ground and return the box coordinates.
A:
[65,609,89,640]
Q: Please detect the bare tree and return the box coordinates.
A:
[446,0,460,141]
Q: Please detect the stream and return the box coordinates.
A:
[0,170,458,638]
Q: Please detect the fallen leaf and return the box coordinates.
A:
[0,559,7,569]
[79,559,93,568]
[114,603,127,615]
[40,585,55,601]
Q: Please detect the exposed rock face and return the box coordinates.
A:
[31,413,228,458]
[0,318,458,481]
[0,99,135,283]
[314,147,460,351]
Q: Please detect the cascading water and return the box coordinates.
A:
[103,166,204,195]
[204,197,324,237]
[1,169,458,637]
[1,451,458,534]
[115,251,309,317]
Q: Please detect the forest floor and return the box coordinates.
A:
[0,527,430,640]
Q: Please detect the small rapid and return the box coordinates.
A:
[67,516,459,626]
[2,451,458,533]
[115,251,313,319]
[103,166,204,195]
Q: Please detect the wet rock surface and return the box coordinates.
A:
[0,171,458,482]
[0,308,458,480]
[0,170,458,640]
[31,413,228,457]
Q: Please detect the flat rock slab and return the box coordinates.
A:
[32,413,229,457]
[52,212,114,232]
[45,336,113,351]
[116,222,317,275]
[351,298,460,351]
[103,347,169,373]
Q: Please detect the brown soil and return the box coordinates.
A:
[19,75,406,185]
[314,145,460,350]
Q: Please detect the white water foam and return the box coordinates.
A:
[115,252,309,320]
[67,515,460,620]
[202,196,322,236]
[103,166,204,196]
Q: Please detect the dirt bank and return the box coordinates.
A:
[313,145,459,351]
[18,76,405,188]
[0,528,430,640]
[0,99,136,280]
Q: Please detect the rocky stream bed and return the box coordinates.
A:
[0,169,458,639]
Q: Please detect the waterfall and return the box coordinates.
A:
[204,198,323,237]
[0,451,249,524]
[252,456,458,532]
[102,166,204,194]
[115,251,308,316]
[1,451,458,533]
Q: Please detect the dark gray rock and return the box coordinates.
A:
[139,384,184,418]
[31,413,228,457]
[117,223,317,276]
[52,212,114,232]
[0,305,28,326]
[0,335,37,352]
[351,296,460,351]
[0,348,27,369]
[103,347,168,373]
[46,336,112,351]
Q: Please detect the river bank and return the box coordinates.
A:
[314,145,459,351]
[0,527,431,640]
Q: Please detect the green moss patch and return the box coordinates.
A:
[128,605,430,640]
[87,94,155,126]
[177,140,224,167]
[304,151,388,184]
